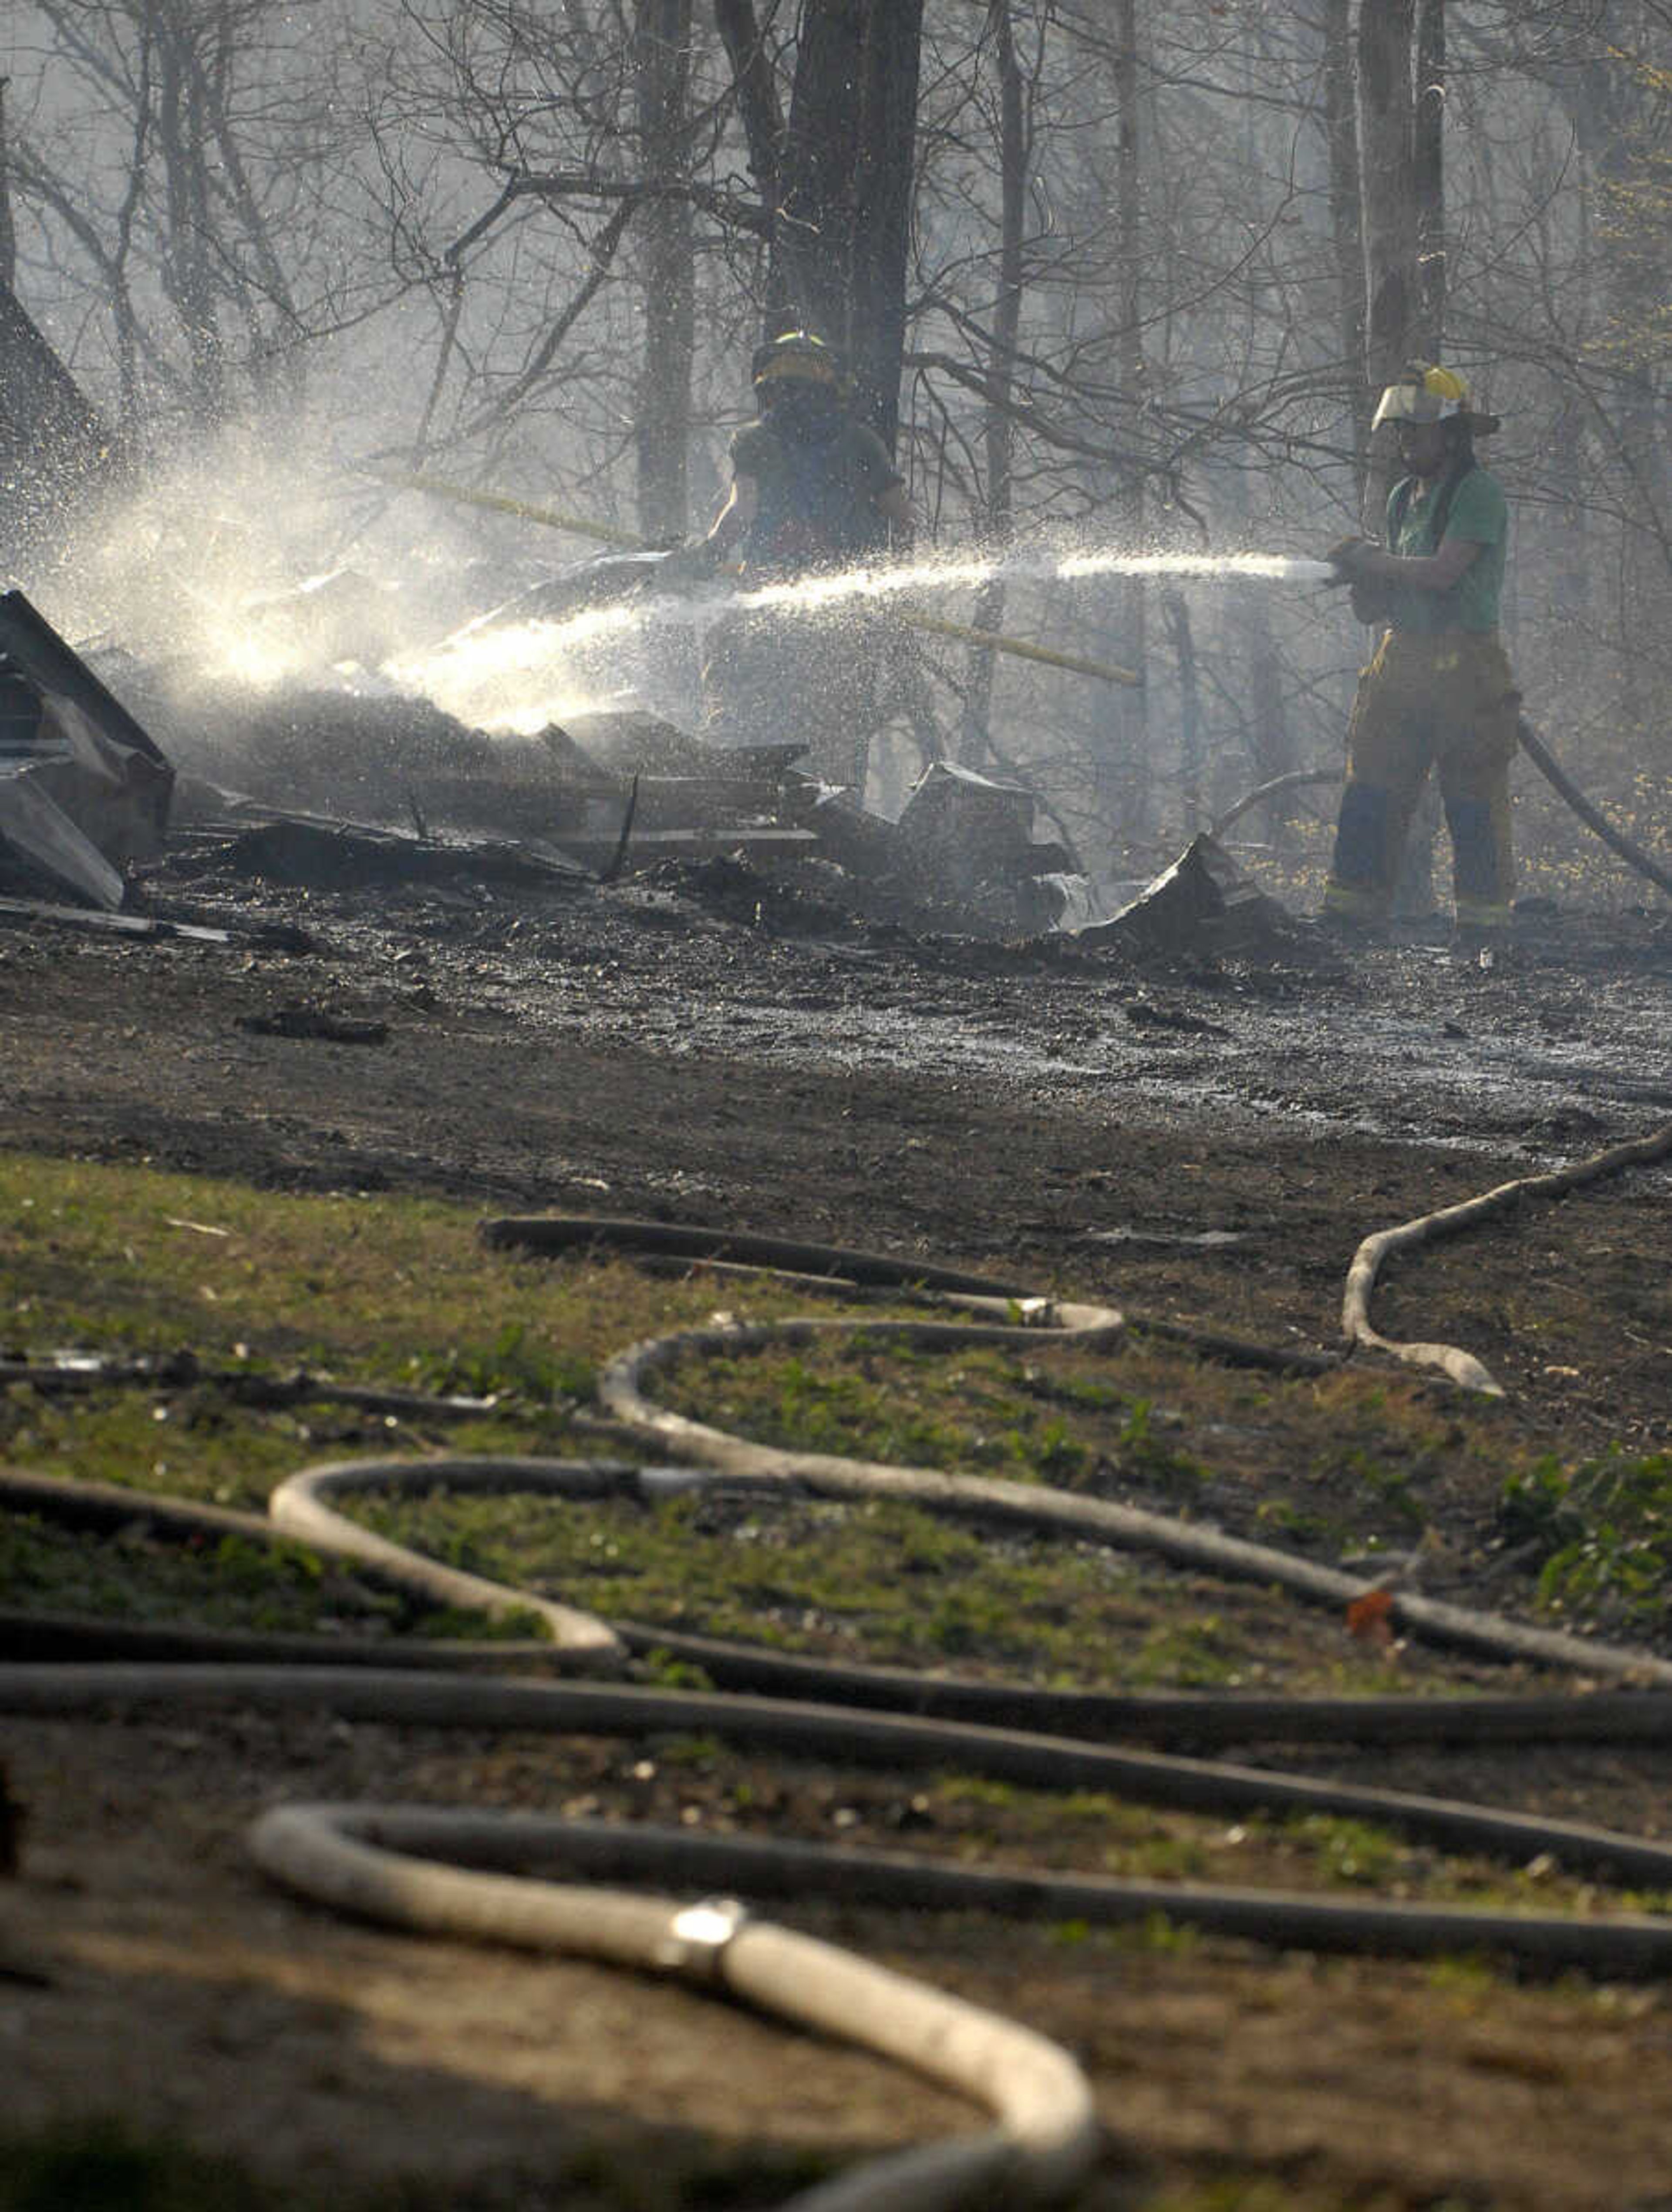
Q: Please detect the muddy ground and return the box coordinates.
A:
[3,830,1672,2209]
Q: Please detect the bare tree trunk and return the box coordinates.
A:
[1381,0,1448,920]
[1103,0,1149,847]
[1413,0,1445,355]
[189,17,307,415]
[0,78,15,293]
[1358,0,1418,513]
[1162,591,1203,834]
[1550,38,1670,558]
[958,0,1026,768]
[633,0,694,543]
[155,19,225,428]
[1321,0,1369,507]
[1358,0,1446,909]
[1236,597,1294,846]
[714,0,784,210]
[773,0,924,445]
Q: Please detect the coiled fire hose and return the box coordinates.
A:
[6,1214,1672,2209]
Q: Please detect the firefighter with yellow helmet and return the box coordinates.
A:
[1322,362,1520,945]
[689,330,914,794]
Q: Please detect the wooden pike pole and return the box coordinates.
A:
[358,466,646,549]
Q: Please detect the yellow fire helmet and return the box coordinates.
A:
[751,330,842,390]
[1372,361,1500,433]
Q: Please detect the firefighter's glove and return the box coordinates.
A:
[1325,536,1380,582]
[657,539,725,591]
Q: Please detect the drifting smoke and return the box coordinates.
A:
[36,432,1332,743]
[37,429,536,701]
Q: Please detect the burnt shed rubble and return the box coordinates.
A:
[154,691,1092,938]
[0,592,1318,967]
[0,592,1113,942]
[0,591,174,910]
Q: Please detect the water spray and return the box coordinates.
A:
[394,544,1326,722]
[365,465,1331,701]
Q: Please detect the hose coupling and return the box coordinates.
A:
[1015,1297,1058,1328]
[656,1895,752,1983]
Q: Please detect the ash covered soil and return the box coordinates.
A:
[3,838,1672,2209]
[5,839,1669,1426]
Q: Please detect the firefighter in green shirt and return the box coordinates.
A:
[1323,362,1520,943]
[691,330,913,795]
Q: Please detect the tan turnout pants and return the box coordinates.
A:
[1323,628,1520,928]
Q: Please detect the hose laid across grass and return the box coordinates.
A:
[7,1218,1672,2210]
[9,1461,1672,1743]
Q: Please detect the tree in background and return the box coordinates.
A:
[6,0,388,447]
[718,0,923,447]
[2,0,1665,898]
[634,0,697,543]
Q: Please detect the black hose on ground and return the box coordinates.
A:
[479,1214,1042,1298]
[9,1464,1672,1750]
[1517,716,1672,903]
[8,1220,1672,2209]
[0,1356,500,1418]
[13,1665,1672,1967]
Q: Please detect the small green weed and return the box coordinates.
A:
[1253,1497,1342,1551]
[1119,1910,1202,1958]
[1134,1614,1241,1687]
[1499,1449,1672,1622]
[1288,1814,1406,1889]
[416,1323,595,1403]
[1341,1447,1426,1529]
[1116,1399,1203,1490]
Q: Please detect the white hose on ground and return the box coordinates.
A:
[1342,1120,1672,1392]
[245,1800,1099,2212]
[591,1325,1672,1684]
[269,1453,629,1667]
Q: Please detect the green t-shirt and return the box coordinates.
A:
[1384,462,1507,634]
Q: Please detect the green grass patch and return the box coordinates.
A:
[0,1151,803,1425]
[0,1511,544,1641]
[0,1145,1628,1696]
[361,1484,1424,1696]
[658,1339,1213,1497]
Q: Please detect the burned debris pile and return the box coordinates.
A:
[1075,833,1294,959]
[0,569,1322,967]
[162,689,1086,935]
[0,592,1100,941]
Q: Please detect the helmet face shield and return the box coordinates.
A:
[752,332,840,391]
[1372,361,1471,432]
